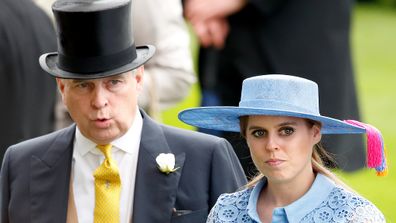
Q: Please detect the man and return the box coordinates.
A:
[0,0,246,222]
[0,0,57,163]
[34,0,195,126]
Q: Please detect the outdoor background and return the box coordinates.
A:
[162,3,396,222]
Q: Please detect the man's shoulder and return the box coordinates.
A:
[155,124,236,156]
[6,125,75,157]
[160,124,228,143]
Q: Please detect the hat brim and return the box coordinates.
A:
[178,106,366,134]
[39,45,155,79]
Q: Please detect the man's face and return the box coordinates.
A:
[57,67,144,145]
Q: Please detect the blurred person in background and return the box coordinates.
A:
[34,0,195,127]
[184,0,365,176]
[0,0,57,164]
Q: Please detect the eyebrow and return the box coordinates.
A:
[71,79,86,83]
[277,121,298,127]
[70,73,126,83]
[247,121,298,130]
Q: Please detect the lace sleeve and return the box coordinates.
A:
[206,202,219,223]
[206,190,253,223]
[352,202,386,223]
[206,194,225,223]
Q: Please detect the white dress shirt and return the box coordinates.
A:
[72,110,142,223]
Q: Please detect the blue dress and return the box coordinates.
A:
[206,174,385,223]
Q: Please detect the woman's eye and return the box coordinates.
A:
[252,130,265,137]
[280,127,294,136]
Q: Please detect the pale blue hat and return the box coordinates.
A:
[178,74,365,134]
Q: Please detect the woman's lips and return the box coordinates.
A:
[265,159,284,167]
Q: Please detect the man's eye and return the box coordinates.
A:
[252,130,265,137]
[280,127,294,136]
[110,80,121,85]
[76,82,89,88]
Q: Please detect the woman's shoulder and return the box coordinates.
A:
[301,186,385,223]
[216,187,253,206]
[207,187,254,222]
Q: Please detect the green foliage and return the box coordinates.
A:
[162,3,396,221]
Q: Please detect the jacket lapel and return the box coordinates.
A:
[30,125,75,223]
[132,111,185,222]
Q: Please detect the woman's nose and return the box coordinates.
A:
[265,134,279,151]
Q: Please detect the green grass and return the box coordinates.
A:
[337,4,396,222]
[162,4,396,221]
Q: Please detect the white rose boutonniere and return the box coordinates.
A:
[156,153,180,174]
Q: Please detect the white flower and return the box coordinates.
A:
[156,153,179,174]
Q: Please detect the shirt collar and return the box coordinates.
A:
[284,173,335,222]
[74,109,143,156]
[247,173,335,222]
[247,178,266,222]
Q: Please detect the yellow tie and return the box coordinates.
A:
[93,144,121,223]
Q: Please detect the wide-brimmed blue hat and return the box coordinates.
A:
[179,74,389,176]
[179,74,365,134]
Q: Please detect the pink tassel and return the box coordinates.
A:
[344,120,388,176]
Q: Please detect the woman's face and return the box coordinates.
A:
[244,115,321,184]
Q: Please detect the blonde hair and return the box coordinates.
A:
[239,116,354,191]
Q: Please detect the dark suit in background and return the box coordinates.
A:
[0,0,57,163]
[194,0,364,174]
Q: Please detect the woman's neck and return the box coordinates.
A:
[257,170,316,222]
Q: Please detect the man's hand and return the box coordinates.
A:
[184,0,246,49]
[192,18,229,49]
[184,0,247,24]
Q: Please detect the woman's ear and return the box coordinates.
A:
[312,124,322,144]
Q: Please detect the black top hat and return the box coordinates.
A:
[39,0,155,79]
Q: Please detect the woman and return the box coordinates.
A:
[179,74,387,222]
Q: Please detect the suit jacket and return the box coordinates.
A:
[0,0,57,163]
[0,111,246,223]
[198,0,365,172]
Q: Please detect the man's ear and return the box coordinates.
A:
[56,78,65,94]
[135,65,144,91]
[56,78,67,103]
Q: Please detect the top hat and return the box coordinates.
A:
[179,74,365,134]
[39,0,155,79]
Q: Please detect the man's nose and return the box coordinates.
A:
[91,86,108,109]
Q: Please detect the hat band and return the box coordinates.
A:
[239,99,319,115]
[57,44,137,74]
